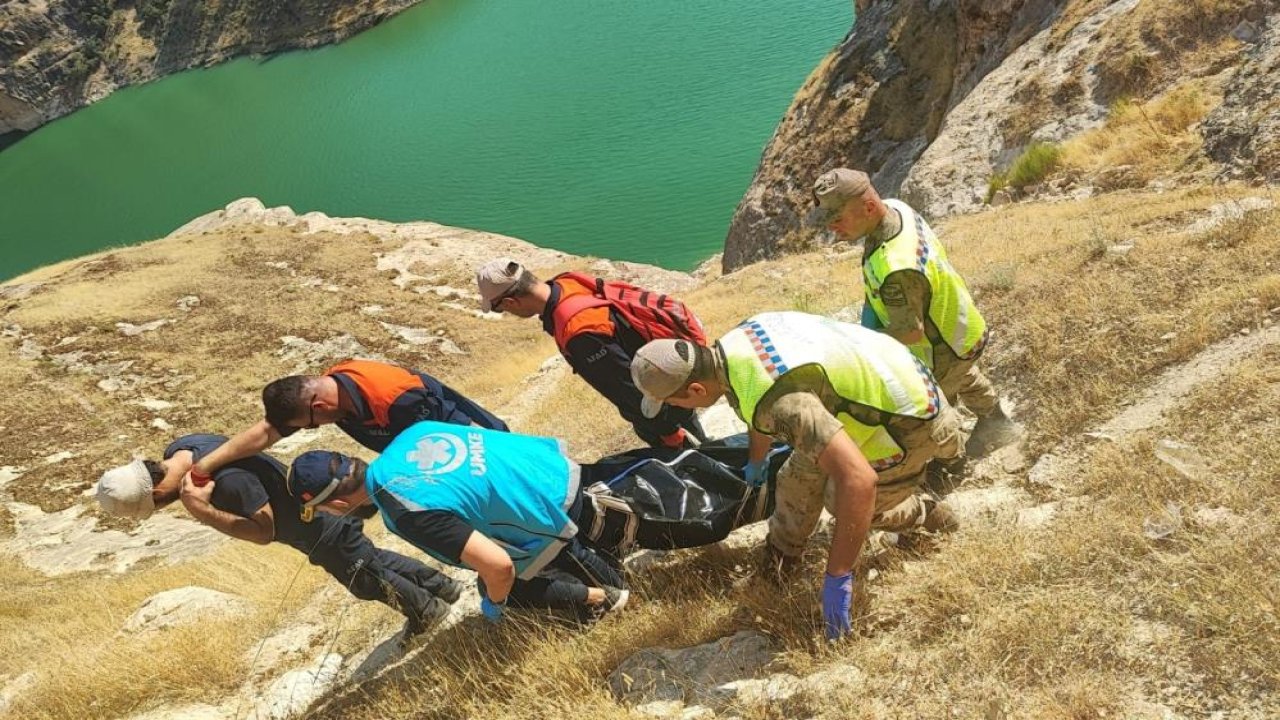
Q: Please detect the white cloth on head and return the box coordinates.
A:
[96,459,156,519]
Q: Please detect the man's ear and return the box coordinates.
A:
[685,381,708,400]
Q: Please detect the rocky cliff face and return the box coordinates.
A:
[723,0,1279,271]
[722,0,1066,270]
[1204,15,1280,181]
[0,0,419,135]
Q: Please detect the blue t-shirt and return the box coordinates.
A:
[163,434,365,559]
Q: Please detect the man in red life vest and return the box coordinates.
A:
[477,258,706,449]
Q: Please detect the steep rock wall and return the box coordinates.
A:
[722,0,1064,271]
[0,0,419,135]
[1203,16,1280,181]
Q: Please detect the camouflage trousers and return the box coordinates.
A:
[766,402,967,557]
[933,350,999,418]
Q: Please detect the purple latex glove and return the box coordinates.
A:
[821,572,853,640]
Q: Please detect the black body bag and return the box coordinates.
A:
[578,436,791,556]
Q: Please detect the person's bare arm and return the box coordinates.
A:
[460,531,516,603]
[747,428,773,465]
[179,473,276,544]
[190,420,281,476]
[880,272,929,348]
[815,431,878,577]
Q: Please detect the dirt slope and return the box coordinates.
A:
[3,185,1277,719]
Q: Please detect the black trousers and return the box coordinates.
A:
[311,540,457,629]
[474,536,625,621]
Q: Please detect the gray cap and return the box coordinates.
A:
[630,339,697,418]
[476,258,525,312]
[807,168,872,226]
[96,459,156,520]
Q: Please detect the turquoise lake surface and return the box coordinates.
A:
[0,0,852,279]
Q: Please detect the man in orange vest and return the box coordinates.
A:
[185,359,507,486]
[477,258,705,449]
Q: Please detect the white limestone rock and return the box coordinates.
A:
[2,500,226,576]
[277,334,387,372]
[609,630,777,706]
[0,671,37,716]
[699,398,747,441]
[122,587,251,634]
[259,653,343,720]
[117,319,172,336]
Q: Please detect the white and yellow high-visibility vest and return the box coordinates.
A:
[863,199,988,366]
[720,311,941,470]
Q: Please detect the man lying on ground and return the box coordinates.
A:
[97,433,463,646]
[285,422,783,623]
[186,358,508,486]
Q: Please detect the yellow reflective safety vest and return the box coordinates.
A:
[863,199,988,366]
[720,311,942,470]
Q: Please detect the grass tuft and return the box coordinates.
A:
[987,142,1062,201]
[1060,81,1216,184]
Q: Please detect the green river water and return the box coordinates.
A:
[0,1,851,280]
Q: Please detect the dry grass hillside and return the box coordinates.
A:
[2,183,1278,719]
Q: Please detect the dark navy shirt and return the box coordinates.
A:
[164,434,366,559]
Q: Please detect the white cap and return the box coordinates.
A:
[475,258,526,312]
[96,459,156,520]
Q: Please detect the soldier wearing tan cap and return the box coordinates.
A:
[810,168,1016,456]
[630,311,964,640]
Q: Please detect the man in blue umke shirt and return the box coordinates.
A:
[287,421,632,623]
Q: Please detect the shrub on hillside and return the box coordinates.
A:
[987,143,1062,201]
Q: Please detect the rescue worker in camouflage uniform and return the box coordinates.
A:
[630,312,964,640]
[809,168,1017,456]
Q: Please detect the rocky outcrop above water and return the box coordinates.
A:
[0,0,420,135]
[721,0,1066,270]
[898,0,1140,218]
[722,0,1280,271]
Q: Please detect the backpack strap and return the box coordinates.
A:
[550,279,613,350]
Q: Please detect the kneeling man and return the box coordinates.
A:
[631,311,966,639]
[286,422,630,624]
